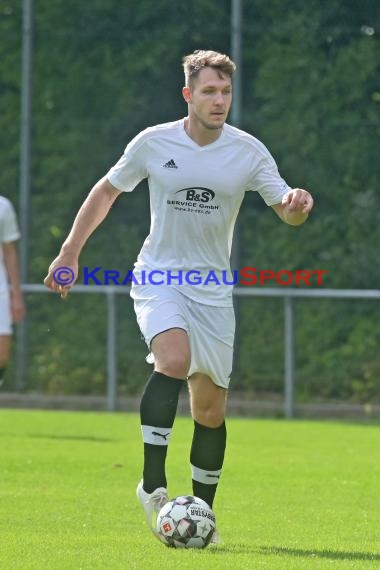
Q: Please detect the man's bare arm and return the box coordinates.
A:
[3,241,25,322]
[44,177,121,295]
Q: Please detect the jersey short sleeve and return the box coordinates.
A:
[0,198,20,243]
[245,147,290,206]
[106,131,149,192]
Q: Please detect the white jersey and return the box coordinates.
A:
[107,118,290,306]
[0,197,20,293]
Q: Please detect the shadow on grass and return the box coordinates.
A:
[259,546,380,561]
[210,544,380,561]
[27,433,116,442]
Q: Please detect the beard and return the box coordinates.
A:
[196,112,225,131]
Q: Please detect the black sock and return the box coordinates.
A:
[140,371,183,493]
[190,420,227,508]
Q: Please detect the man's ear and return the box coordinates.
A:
[182,86,192,103]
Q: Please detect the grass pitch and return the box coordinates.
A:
[0,409,379,569]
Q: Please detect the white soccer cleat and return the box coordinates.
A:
[136,480,169,535]
[210,528,220,545]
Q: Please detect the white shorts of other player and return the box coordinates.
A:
[131,284,235,389]
[0,290,12,335]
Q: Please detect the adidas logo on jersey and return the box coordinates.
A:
[162,159,178,169]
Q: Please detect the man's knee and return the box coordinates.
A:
[155,353,190,379]
[189,375,227,427]
[151,329,190,379]
[192,405,226,428]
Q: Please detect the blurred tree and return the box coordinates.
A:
[1,0,379,401]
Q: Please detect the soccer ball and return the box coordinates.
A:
[156,495,216,549]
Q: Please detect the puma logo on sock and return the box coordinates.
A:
[152,431,170,441]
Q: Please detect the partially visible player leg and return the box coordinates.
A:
[186,301,234,512]
[0,292,12,387]
[188,373,227,509]
[137,328,190,533]
[0,335,11,387]
[141,328,190,492]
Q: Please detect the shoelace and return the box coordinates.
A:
[145,491,168,506]
[149,490,168,509]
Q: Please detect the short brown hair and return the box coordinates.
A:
[182,50,236,89]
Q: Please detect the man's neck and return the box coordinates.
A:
[184,118,223,147]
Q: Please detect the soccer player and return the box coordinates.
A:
[0,196,25,386]
[44,50,313,541]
